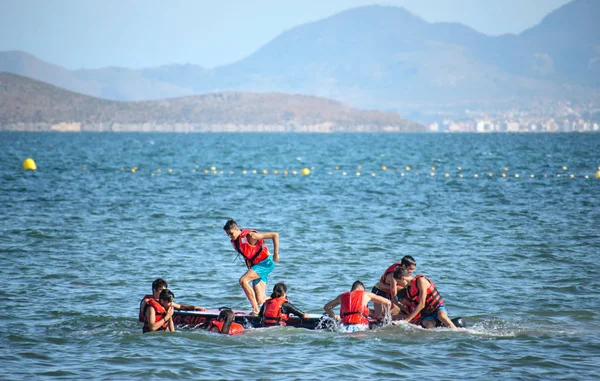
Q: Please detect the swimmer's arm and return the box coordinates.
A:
[366,292,392,309]
[282,302,306,318]
[404,278,427,322]
[167,315,175,332]
[388,275,401,309]
[173,301,206,311]
[324,296,341,318]
[250,231,279,262]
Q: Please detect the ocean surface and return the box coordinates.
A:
[1,132,599,380]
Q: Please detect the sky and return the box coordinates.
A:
[0,0,572,70]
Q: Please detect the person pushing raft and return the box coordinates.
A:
[259,282,307,327]
[395,267,457,329]
[223,219,279,315]
[208,309,244,335]
[371,255,417,318]
[324,280,391,329]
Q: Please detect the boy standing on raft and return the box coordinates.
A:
[223,219,279,315]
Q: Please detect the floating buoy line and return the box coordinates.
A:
[21,158,600,180]
[113,164,597,180]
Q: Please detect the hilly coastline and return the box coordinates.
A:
[1,0,598,124]
[0,73,424,132]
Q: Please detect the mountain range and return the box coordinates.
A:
[0,0,598,122]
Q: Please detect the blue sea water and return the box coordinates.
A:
[1,132,599,380]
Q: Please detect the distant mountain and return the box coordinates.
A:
[0,73,423,132]
[0,0,597,120]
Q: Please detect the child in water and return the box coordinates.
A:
[208,309,244,335]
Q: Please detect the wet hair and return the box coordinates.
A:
[159,289,175,303]
[401,255,416,267]
[351,280,365,291]
[152,278,168,291]
[223,219,238,231]
[393,266,410,279]
[218,309,235,334]
[271,282,287,298]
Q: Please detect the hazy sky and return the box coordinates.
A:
[0,0,571,70]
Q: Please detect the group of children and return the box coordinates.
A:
[139,220,457,334]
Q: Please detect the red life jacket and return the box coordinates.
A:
[143,298,169,333]
[232,229,269,268]
[208,319,244,335]
[407,275,444,315]
[340,290,370,325]
[379,262,401,285]
[139,294,154,322]
[262,297,289,326]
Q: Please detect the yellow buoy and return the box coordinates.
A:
[595,170,600,179]
[381,166,387,171]
[301,168,310,176]
[23,158,37,171]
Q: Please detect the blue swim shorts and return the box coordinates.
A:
[250,256,275,286]
[421,305,448,324]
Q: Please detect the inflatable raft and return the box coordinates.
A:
[173,309,467,330]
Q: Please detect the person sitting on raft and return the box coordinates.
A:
[395,267,457,329]
[139,278,205,323]
[259,282,307,327]
[208,309,244,335]
[143,289,175,333]
[371,255,418,318]
[324,280,391,327]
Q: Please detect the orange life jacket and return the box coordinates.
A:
[208,319,244,335]
[232,229,269,268]
[407,275,444,315]
[379,262,401,285]
[262,297,289,326]
[340,290,370,325]
[139,294,154,322]
[143,298,169,333]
